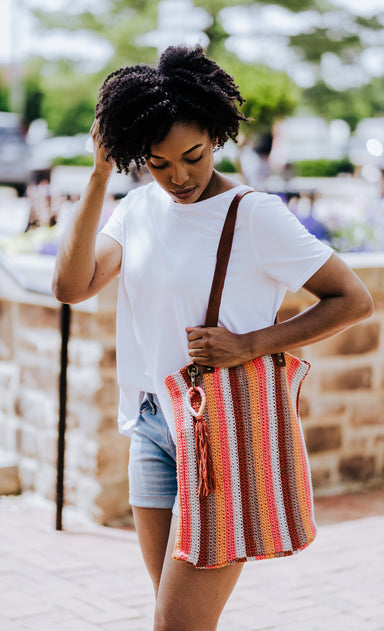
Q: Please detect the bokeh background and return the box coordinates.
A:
[1,0,384,251]
[0,0,384,528]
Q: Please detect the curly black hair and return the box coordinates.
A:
[95,45,247,173]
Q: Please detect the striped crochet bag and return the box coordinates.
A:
[164,191,317,569]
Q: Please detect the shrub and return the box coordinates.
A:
[52,155,94,167]
[293,159,354,177]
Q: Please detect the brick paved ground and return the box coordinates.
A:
[0,492,383,631]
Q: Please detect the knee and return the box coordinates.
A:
[153,609,171,631]
[153,607,193,631]
[153,606,216,631]
[153,606,175,631]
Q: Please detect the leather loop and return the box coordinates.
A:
[205,190,253,328]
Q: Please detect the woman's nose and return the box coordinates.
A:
[170,164,189,186]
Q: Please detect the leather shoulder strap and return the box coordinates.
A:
[204,190,253,328]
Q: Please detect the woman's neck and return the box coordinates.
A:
[197,170,239,202]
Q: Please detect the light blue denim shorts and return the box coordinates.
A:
[128,393,178,513]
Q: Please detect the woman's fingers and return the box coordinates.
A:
[186,326,249,368]
[186,326,204,341]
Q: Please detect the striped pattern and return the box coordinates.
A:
[164,353,317,569]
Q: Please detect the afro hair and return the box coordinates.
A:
[95,45,247,173]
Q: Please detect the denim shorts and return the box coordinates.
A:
[128,393,178,513]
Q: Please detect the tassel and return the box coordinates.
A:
[194,414,216,498]
[185,385,215,498]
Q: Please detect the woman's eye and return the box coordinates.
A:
[185,156,203,164]
[149,162,167,170]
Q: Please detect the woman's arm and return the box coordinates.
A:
[186,253,374,367]
[52,121,122,304]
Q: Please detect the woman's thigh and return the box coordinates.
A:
[154,514,244,631]
[129,394,178,593]
[132,506,173,596]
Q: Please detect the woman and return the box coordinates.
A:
[52,45,373,631]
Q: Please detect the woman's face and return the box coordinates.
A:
[146,121,217,204]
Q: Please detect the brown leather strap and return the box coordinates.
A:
[205,190,253,328]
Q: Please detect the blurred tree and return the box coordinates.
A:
[25,0,384,136]
[0,76,10,111]
[40,68,98,135]
[23,63,44,126]
[220,54,301,137]
[304,77,384,132]
[216,0,384,126]
[27,0,300,137]
[28,0,158,135]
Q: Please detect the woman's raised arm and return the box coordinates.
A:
[52,121,122,304]
[186,253,374,367]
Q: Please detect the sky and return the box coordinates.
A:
[1,0,384,83]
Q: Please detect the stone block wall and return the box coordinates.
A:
[281,260,384,496]
[0,256,383,524]
[0,271,130,525]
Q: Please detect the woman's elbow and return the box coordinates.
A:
[361,291,374,319]
[351,286,374,322]
[51,276,86,305]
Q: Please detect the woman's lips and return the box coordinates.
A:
[171,186,197,201]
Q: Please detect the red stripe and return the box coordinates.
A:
[210,370,237,563]
[272,355,301,550]
[228,368,257,557]
[290,361,317,539]
[255,358,283,553]
[286,357,316,539]
[165,375,192,561]
[178,370,211,567]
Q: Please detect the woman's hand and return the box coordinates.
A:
[90,119,115,178]
[186,326,251,368]
[186,254,373,369]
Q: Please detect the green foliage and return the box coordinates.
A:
[40,71,97,135]
[256,0,318,10]
[0,77,10,112]
[195,0,254,14]
[52,155,94,167]
[215,157,237,172]
[220,55,300,134]
[23,72,44,125]
[293,158,354,177]
[27,0,158,137]
[26,0,384,139]
[290,30,362,63]
[303,81,383,131]
[204,15,229,58]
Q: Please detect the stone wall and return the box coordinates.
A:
[0,266,130,525]
[282,255,384,496]
[0,254,383,525]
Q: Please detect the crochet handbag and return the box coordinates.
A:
[164,191,317,569]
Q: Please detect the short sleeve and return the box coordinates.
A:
[100,193,131,246]
[249,193,333,293]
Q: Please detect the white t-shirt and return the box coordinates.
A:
[101,180,333,440]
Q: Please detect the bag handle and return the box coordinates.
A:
[204,190,253,328]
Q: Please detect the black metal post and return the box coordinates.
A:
[55,303,71,531]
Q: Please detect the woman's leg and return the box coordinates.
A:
[154,514,244,631]
[132,506,173,596]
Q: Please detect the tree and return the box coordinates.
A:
[220,53,300,137]
[0,75,10,112]
[26,0,384,136]
[24,0,159,135]
[304,78,384,132]
[39,67,98,136]
[209,0,384,126]
[23,62,45,126]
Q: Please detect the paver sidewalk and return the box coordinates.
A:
[0,493,383,631]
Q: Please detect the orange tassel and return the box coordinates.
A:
[194,414,215,498]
